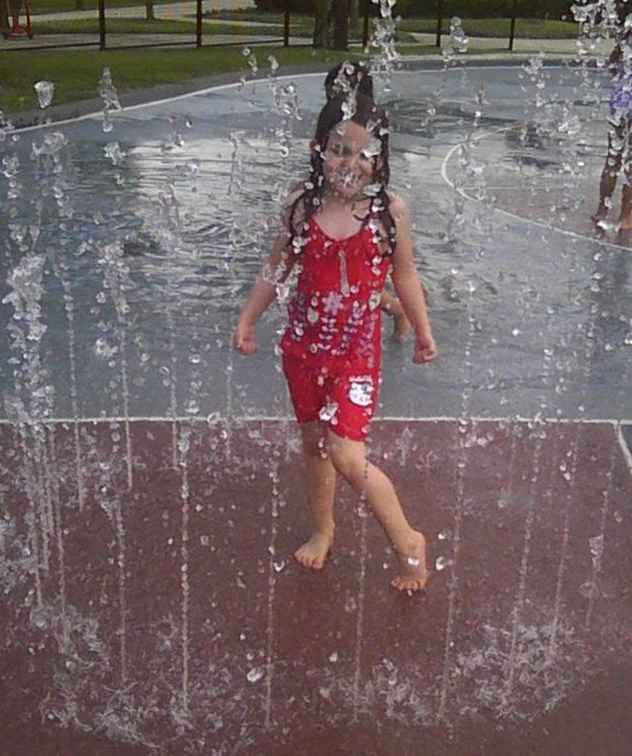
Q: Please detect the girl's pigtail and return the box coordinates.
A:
[287,147,326,256]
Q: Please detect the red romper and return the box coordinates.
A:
[281,214,392,441]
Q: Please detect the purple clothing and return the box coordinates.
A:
[611,67,632,113]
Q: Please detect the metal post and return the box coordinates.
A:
[1,0,9,34]
[196,0,202,48]
[436,0,443,49]
[98,0,106,51]
[508,0,518,52]
[362,0,370,49]
[284,1,290,47]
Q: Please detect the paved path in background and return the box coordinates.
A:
[29,0,256,20]
[30,0,260,23]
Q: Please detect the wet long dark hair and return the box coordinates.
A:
[288,93,397,256]
[324,61,374,101]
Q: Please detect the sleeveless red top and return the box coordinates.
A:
[280,214,392,373]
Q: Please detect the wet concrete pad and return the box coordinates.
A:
[2,418,632,754]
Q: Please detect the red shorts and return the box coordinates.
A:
[282,354,380,442]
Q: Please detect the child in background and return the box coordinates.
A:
[594,3,632,239]
[234,92,437,591]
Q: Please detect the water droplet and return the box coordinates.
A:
[104,141,125,166]
[435,556,452,571]
[589,534,604,563]
[319,401,339,423]
[246,666,265,683]
[185,400,199,415]
[30,606,48,630]
[34,81,55,109]
[578,581,600,599]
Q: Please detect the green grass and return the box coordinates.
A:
[398,16,578,39]
[0,39,546,116]
[0,45,356,113]
[205,10,579,40]
[33,18,282,35]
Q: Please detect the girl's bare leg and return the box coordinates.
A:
[619,179,632,230]
[326,430,428,591]
[381,291,412,343]
[594,127,623,225]
[619,120,632,230]
[294,422,337,570]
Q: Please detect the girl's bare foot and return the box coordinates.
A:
[294,531,333,570]
[391,530,428,592]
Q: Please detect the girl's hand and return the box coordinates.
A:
[413,333,438,364]
[233,320,258,355]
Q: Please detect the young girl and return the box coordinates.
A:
[323,61,412,341]
[233,93,437,591]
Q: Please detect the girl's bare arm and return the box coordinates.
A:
[233,233,295,354]
[234,190,304,354]
[389,196,438,364]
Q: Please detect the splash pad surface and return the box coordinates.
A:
[2,64,632,754]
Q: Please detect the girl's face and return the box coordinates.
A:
[321,121,381,200]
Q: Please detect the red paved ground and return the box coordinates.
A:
[2,418,632,755]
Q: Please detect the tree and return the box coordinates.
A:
[1,0,9,33]
[145,0,155,22]
[350,0,360,34]
[313,0,332,49]
[313,0,353,50]
[332,0,350,50]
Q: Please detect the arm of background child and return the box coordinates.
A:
[389,195,438,364]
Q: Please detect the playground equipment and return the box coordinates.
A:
[2,0,33,40]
